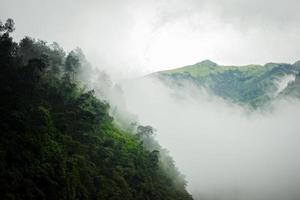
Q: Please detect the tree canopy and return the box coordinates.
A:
[0,19,192,200]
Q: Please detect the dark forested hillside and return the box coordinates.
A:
[0,19,192,200]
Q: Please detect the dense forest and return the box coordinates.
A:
[0,19,192,200]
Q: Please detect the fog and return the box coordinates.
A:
[1,0,300,80]
[274,74,296,96]
[118,77,300,200]
[2,0,300,199]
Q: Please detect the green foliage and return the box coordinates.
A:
[0,19,192,200]
[155,59,300,108]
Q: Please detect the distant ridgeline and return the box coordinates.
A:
[0,19,192,200]
[152,59,300,108]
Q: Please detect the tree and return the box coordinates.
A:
[137,125,154,138]
[65,50,80,80]
[0,18,15,34]
[0,19,193,200]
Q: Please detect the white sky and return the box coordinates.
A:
[1,0,300,80]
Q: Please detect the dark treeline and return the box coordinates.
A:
[0,19,192,200]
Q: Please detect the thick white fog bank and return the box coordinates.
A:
[119,77,300,200]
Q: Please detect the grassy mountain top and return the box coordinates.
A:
[158,60,285,77]
[153,60,300,108]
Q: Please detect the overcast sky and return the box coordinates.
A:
[1,0,300,79]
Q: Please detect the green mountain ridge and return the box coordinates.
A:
[152,59,300,107]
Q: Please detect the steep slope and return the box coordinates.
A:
[0,20,192,200]
[152,60,300,107]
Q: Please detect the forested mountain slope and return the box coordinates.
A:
[153,59,300,107]
[0,19,192,200]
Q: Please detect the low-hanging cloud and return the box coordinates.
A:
[2,1,300,198]
[153,0,300,30]
[1,0,300,80]
[119,76,300,200]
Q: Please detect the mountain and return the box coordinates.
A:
[0,19,192,200]
[152,60,300,107]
